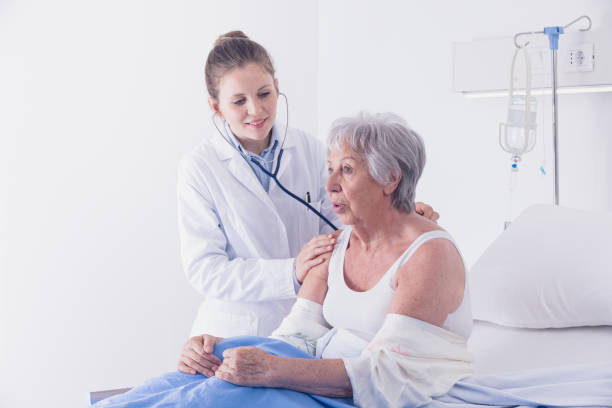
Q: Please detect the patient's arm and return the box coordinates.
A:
[215,346,352,397]
[296,255,330,304]
[268,257,331,355]
[217,255,353,397]
[269,356,351,396]
[387,236,465,324]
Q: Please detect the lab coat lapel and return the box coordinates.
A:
[274,134,297,181]
[226,154,269,202]
[211,130,282,216]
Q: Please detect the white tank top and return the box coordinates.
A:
[322,227,472,340]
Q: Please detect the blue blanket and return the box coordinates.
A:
[93,337,354,408]
[94,336,612,408]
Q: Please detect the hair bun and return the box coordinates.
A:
[214,30,249,46]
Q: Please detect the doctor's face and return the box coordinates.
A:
[211,63,279,155]
[326,143,387,227]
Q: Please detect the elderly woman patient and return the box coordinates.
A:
[96,113,473,408]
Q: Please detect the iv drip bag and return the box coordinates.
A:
[500,95,537,155]
[499,47,537,157]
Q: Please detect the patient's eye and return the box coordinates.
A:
[343,165,353,174]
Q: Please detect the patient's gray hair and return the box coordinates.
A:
[327,112,425,213]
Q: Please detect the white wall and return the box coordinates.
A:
[318,0,612,268]
[0,1,317,407]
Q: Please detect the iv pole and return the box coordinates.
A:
[513,15,592,206]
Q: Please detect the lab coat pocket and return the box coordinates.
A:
[191,299,258,338]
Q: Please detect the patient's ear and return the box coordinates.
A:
[383,170,402,196]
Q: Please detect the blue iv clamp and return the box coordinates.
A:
[543,26,564,50]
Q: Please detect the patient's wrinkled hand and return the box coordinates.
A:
[215,346,276,387]
[415,201,439,223]
[178,334,223,377]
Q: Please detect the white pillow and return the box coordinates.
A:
[470,204,612,328]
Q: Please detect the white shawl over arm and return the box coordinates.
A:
[343,313,474,407]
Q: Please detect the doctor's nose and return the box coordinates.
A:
[247,99,264,116]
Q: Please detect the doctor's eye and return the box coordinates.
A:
[258,91,271,98]
[232,98,246,105]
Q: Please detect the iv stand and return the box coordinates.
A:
[513,15,592,205]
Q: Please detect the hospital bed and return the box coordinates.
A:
[89,204,612,406]
[469,320,612,375]
[468,204,612,376]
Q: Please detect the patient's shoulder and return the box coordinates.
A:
[388,235,465,326]
[398,236,463,282]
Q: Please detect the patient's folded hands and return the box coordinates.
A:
[177,334,223,377]
[215,346,277,387]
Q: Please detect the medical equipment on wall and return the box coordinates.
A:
[511,15,592,204]
[499,46,537,229]
[502,15,592,228]
[499,47,537,165]
[212,92,339,231]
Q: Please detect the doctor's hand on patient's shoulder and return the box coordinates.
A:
[294,230,342,284]
[305,254,331,282]
[178,334,223,377]
[297,255,331,304]
[415,201,440,223]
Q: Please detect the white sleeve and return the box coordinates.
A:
[177,159,297,302]
[269,298,331,356]
[343,314,474,408]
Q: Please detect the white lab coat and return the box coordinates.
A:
[178,125,338,338]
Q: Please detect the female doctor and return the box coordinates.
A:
[177,31,438,347]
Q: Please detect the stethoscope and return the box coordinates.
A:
[212,92,338,231]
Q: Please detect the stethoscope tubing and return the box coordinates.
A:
[211,92,339,231]
[250,151,338,231]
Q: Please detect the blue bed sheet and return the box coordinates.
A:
[94,336,612,408]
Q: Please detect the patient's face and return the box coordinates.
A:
[325,142,386,226]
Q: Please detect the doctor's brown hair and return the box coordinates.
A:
[205,31,276,99]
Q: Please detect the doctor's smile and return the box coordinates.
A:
[246,117,267,128]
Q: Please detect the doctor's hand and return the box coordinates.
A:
[305,254,331,282]
[178,334,223,377]
[215,346,277,387]
[415,201,439,223]
[294,230,342,284]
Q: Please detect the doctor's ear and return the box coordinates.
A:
[208,97,221,117]
[274,78,279,94]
